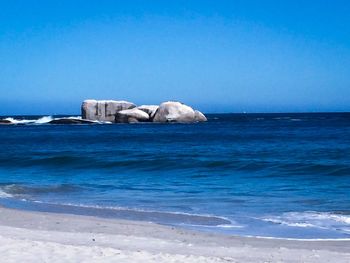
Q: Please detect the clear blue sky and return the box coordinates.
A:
[1,0,350,114]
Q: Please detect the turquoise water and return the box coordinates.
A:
[1,113,350,239]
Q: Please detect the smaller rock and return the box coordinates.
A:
[194,110,207,122]
[0,119,12,125]
[49,118,97,124]
[115,108,150,123]
[137,105,159,119]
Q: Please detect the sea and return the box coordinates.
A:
[1,113,350,239]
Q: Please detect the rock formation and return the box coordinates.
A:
[81,100,207,124]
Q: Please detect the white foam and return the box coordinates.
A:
[3,116,113,125]
[4,116,53,124]
[261,211,350,232]
[242,235,350,241]
[291,212,350,225]
[0,189,13,198]
[261,218,320,228]
[34,116,53,124]
[217,224,244,229]
[4,117,35,124]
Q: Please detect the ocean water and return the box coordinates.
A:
[1,113,350,239]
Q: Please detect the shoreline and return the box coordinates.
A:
[0,206,349,262]
[3,197,350,241]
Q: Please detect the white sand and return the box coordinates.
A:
[0,207,349,262]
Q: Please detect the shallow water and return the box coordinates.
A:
[1,113,350,239]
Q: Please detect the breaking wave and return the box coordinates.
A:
[4,116,53,124]
[261,211,350,233]
[2,116,111,125]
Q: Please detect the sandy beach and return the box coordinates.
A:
[0,207,349,262]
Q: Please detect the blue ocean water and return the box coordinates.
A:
[1,113,350,239]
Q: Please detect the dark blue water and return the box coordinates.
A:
[1,113,350,239]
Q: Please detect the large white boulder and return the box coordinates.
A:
[115,108,150,123]
[153,101,206,123]
[81,100,136,122]
[137,105,159,119]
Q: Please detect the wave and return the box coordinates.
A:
[4,116,54,124]
[0,195,234,227]
[49,202,234,225]
[0,153,349,178]
[2,116,111,125]
[0,189,13,198]
[261,211,350,233]
[34,116,54,124]
[0,184,81,197]
[0,183,234,227]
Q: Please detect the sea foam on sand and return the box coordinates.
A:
[0,207,350,262]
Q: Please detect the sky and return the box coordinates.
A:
[1,0,350,114]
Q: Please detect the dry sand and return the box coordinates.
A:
[0,206,349,262]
